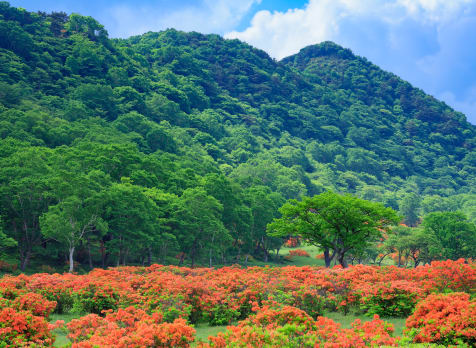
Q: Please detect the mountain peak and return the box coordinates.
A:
[281,41,355,67]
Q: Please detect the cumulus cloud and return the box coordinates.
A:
[225,0,476,124]
[108,0,261,38]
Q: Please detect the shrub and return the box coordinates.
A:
[68,306,195,347]
[0,307,54,346]
[12,292,57,317]
[284,237,300,248]
[207,304,240,326]
[73,283,120,314]
[40,287,74,314]
[405,292,476,346]
[288,249,310,257]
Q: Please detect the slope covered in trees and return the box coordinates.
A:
[0,2,475,270]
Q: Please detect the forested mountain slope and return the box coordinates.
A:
[0,2,474,269]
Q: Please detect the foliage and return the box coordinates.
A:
[268,192,400,267]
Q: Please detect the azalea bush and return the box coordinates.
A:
[284,237,300,248]
[0,307,55,347]
[74,283,120,314]
[67,306,195,347]
[405,292,476,347]
[288,249,310,257]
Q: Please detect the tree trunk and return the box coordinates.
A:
[337,251,348,268]
[324,248,332,267]
[100,240,106,268]
[122,248,129,266]
[245,254,249,266]
[20,250,32,272]
[68,246,75,273]
[147,247,152,266]
[178,252,185,266]
[87,244,93,269]
[191,248,196,268]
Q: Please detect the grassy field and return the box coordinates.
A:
[323,311,407,337]
[50,313,82,347]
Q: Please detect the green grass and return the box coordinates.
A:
[323,311,407,337]
[50,313,83,347]
[192,323,230,346]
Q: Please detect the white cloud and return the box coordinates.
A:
[225,0,474,59]
[108,0,261,38]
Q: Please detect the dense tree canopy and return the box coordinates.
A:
[0,2,474,270]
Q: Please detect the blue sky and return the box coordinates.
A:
[9,0,476,125]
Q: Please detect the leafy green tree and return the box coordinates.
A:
[40,171,107,272]
[384,225,412,267]
[103,179,161,266]
[172,187,230,267]
[0,148,55,270]
[245,186,284,262]
[399,193,421,227]
[268,192,400,267]
[422,211,476,260]
[405,228,439,267]
[202,174,252,262]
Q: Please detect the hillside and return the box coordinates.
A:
[0,2,475,270]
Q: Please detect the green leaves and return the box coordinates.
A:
[268,192,400,267]
[423,211,476,260]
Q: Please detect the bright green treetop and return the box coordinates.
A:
[268,191,400,267]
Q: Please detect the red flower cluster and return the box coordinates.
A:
[0,290,58,346]
[68,306,195,347]
[288,249,311,257]
[284,237,300,248]
[405,292,475,346]
[0,259,473,346]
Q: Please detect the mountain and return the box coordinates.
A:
[0,2,474,269]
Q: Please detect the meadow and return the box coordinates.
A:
[0,257,474,347]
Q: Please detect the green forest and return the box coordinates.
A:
[0,2,475,273]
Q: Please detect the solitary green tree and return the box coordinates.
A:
[267,192,400,267]
[422,211,476,260]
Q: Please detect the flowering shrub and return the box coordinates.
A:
[405,292,476,346]
[357,281,420,317]
[315,253,325,259]
[39,287,74,314]
[0,259,473,346]
[68,306,195,347]
[288,249,310,257]
[0,307,55,346]
[74,283,120,314]
[12,292,57,317]
[284,237,300,248]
